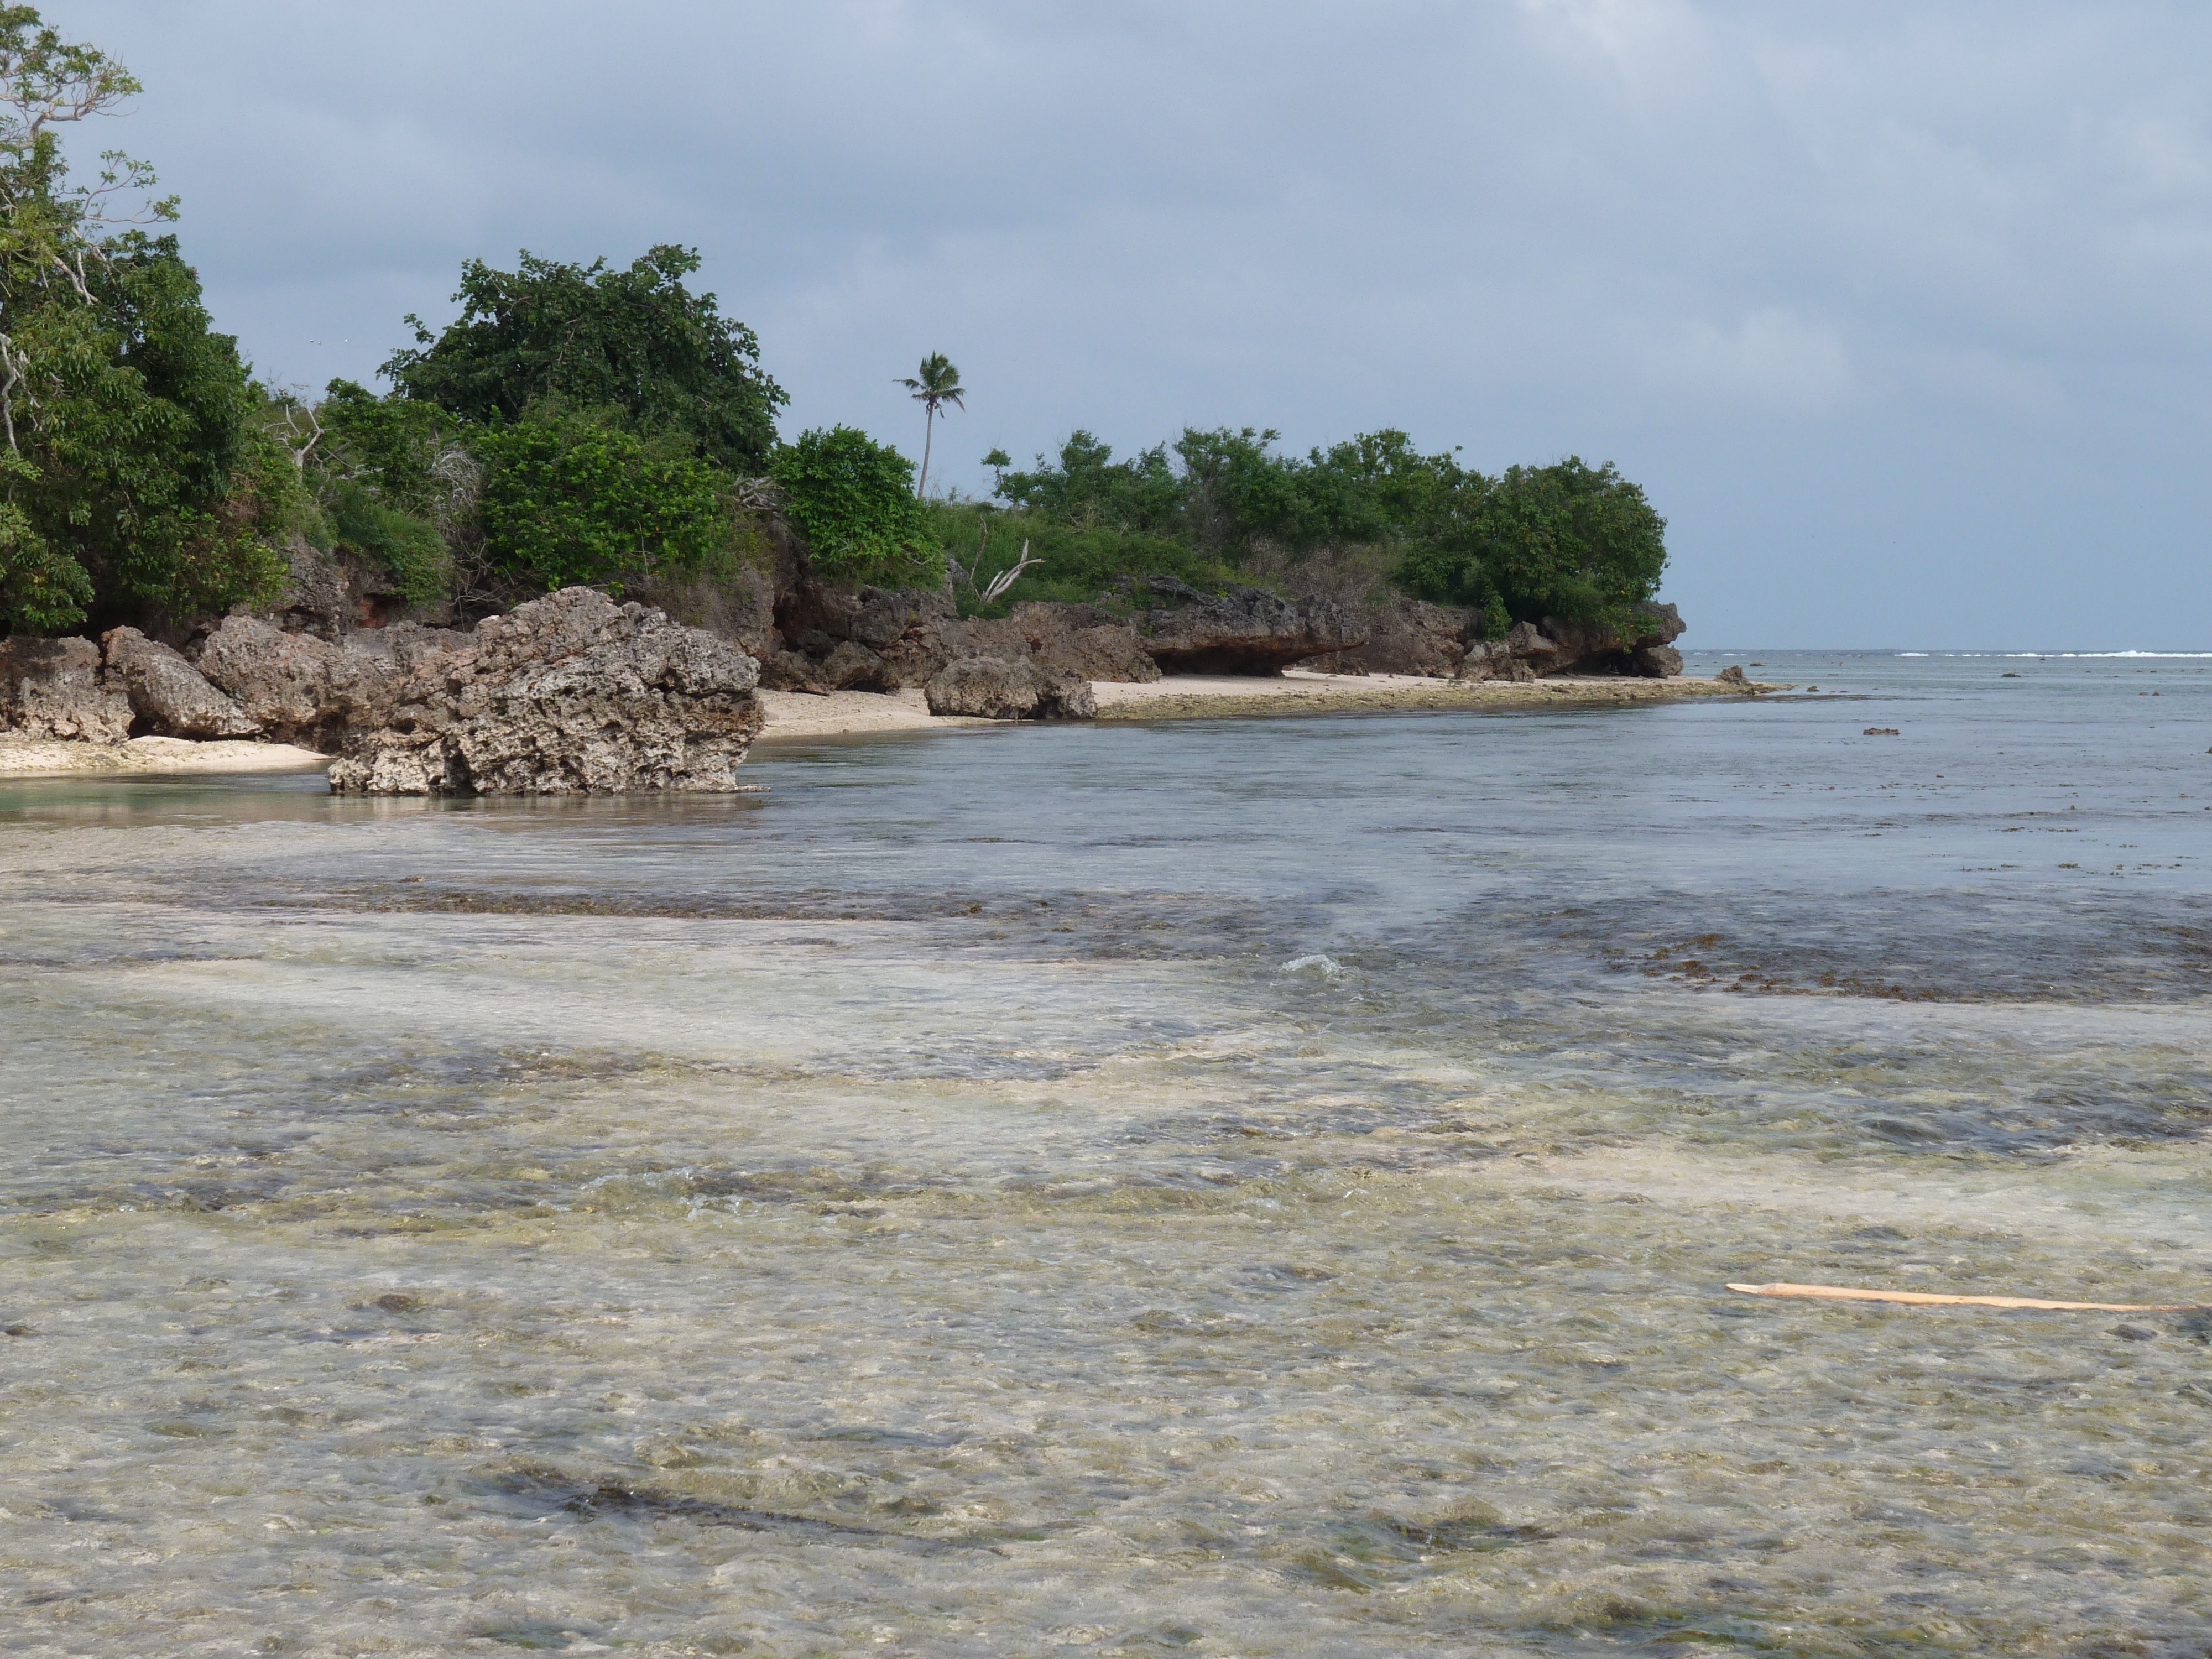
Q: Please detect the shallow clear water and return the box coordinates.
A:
[3,651,2210,1657]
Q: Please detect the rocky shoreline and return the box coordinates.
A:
[1,548,1774,791]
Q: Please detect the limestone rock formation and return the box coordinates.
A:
[101,628,262,738]
[1128,578,1366,675]
[1452,602,1688,683]
[190,615,466,747]
[326,587,762,795]
[1304,598,1468,679]
[765,579,1161,694]
[0,637,131,742]
[922,656,1097,721]
[270,536,356,639]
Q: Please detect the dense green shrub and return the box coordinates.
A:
[925,500,1243,616]
[0,232,293,634]
[1395,458,1667,637]
[383,246,785,472]
[475,406,731,594]
[326,481,448,607]
[770,426,935,585]
[988,427,1667,631]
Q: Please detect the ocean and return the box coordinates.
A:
[3,649,2208,1656]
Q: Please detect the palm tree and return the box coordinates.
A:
[896,352,964,499]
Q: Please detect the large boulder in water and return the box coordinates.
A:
[101,627,262,738]
[326,587,763,795]
[0,636,131,742]
[1128,577,1365,675]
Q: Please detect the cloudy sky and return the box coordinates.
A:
[59,1,2212,645]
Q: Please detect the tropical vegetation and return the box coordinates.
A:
[0,5,1668,644]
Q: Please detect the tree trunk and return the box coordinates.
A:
[916,408,935,499]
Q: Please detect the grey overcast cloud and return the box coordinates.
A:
[60,1,2212,647]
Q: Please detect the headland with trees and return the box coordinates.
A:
[0,6,1678,675]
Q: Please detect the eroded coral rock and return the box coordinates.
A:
[326,587,762,795]
[0,636,130,742]
[1130,578,1365,675]
[1304,598,1468,679]
[191,616,409,747]
[101,628,261,738]
[922,656,1096,721]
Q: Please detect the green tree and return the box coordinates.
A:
[0,8,286,634]
[1396,457,1666,634]
[475,405,731,594]
[993,430,1183,533]
[383,246,786,472]
[895,352,963,499]
[295,378,468,606]
[770,425,934,585]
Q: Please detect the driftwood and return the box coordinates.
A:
[1728,1281,2209,1313]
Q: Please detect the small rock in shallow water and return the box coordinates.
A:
[2112,1323,2156,1340]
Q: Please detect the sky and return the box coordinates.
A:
[54,1,2212,647]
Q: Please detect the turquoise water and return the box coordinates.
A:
[3,653,2209,1656]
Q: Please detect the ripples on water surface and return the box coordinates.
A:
[3,650,2210,1657]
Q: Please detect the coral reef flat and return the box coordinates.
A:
[3,649,2207,1656]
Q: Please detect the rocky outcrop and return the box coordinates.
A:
[764,581,1161,695]
[1128,577,1366,675]
[628,562,778,662]
[922,657,1097,721]
[271,536,357,640]
[190,616,442,748]
[101,628,261,738]
[326,588,761,795]
[1304,597,1469,678]
[1530,602,1686,678]
[0,636,131,742]
[1303,597,1686,682]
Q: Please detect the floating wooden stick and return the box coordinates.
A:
[1726,1281,2209,1313]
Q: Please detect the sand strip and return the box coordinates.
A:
[0,736,332,778]
[744,671,1781,742]
[3,674,1783,769]
[1090,669,1779,722]
[753,687,994,742]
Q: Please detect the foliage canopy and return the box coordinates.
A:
[383,246,786,473]
[770,425,934,586]
[984,427,1667,634]
[475,405,731,595]
[0,8,288,635]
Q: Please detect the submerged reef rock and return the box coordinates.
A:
[1128,577,1366,676]
[101,628,262,739]
[326,587,763,795]
[923,656,1097,721]
[0,635,131,742]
